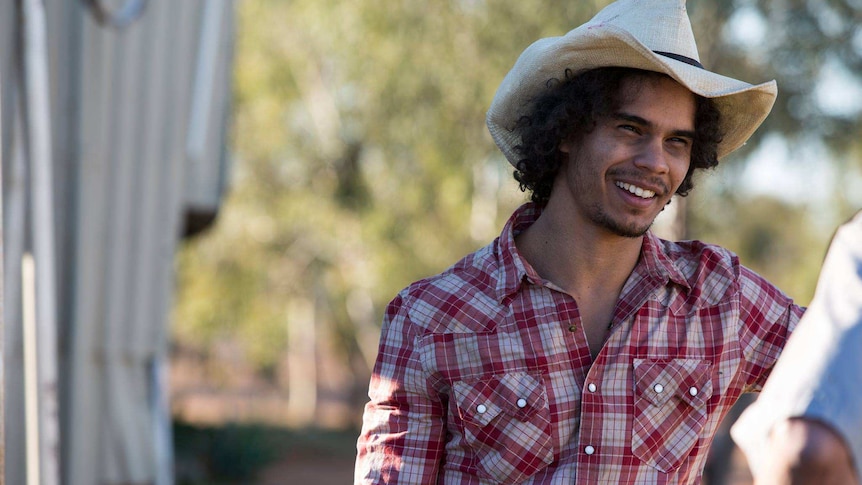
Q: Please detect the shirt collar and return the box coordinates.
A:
[641,231,692,291]
[494,203,691,304]
[496,203,542,303]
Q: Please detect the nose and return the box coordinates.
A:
[633,139,669,174]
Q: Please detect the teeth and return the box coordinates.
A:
[616,182,655,199]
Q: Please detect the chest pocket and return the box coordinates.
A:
[451,371,554,483]
[632,358,713,472]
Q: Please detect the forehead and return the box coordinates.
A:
[615,76,696,130]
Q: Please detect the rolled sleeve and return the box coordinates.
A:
[736,265,805,392]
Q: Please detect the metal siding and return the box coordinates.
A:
[185,1,235,215]
[102,7,151,482]
[2,2,25,483]
[2,94,27,485]
[66,8,116,485]
[2,1,235,482]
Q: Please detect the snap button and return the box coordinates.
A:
[587,383,597,393]
[516,398,527,408]
[568,324,577,332]
[653,384,664,393]
[476,404,487,414]
[689,387,698,396]
[585,445,595,455]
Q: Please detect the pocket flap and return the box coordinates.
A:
[633,359,713,408]
[453,372,546,427]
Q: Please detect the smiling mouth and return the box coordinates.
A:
[615,181,656,199]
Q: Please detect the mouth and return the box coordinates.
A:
[615,181,657,199]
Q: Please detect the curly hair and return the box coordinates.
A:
[513,67,724,206]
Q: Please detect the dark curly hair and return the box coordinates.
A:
[513,67,724,206]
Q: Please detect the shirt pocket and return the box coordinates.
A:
[631,358,713,473]
[452,371,554,484]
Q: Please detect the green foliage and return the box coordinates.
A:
[753,0,862,150]
[173,0,559,371]
[688,187,828,305]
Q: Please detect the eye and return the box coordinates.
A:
[619,124,640,134]
[666,137,693,156]
[668,137,691,146]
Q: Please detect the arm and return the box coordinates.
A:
[736,264,804,393]
[755,418,859,485]
[733,211,862,484]
[355,295,446,484]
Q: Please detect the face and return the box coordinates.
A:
[553,75,696,238]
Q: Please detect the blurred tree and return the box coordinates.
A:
[688,189,827,304]
[173,0,607,425]
[691,0,862,152]
[693,0,862,229]
[172,0,862,427]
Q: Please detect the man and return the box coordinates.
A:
[356,0,804,482]
[732,211,862,485]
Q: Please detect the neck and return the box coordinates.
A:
[515,203,643,299]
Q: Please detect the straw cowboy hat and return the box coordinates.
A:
[486,0,777,165]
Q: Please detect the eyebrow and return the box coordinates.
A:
[612,112,696,140]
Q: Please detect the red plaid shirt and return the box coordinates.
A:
[356,203,803,484]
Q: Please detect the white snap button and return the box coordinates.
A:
[587,383,597,393]
[654,384,664,393]
[689,387,698,396]
[476,404,487,414]
[516,398,527,408]
[585,445,595,455]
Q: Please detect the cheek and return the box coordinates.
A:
[670,158,692,188]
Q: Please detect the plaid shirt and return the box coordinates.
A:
[356,203,803,484]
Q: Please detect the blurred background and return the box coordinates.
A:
[2,0,861,484]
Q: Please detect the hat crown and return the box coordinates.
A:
[584,0,700,63]
[486,0,777,166]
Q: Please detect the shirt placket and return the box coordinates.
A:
[574,346,613,480]
[574,270,666,480]
[551,291,592,366]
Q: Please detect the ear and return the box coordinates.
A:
[559,139,572,154]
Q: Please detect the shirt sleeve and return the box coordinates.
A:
[355,294,446,484]
[735,264,805,392]
[732,211,862,478]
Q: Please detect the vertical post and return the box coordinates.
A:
[20,0,60,483]
[22,255,37,485]
[0,73,7,485]
[286,297,317,425]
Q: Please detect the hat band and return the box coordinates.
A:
[654,51,704,69]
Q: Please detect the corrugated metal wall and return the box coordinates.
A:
[2,1,235,483]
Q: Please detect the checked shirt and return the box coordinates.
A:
[356,203,803,484]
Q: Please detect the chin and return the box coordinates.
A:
[600,217,653,238]
[612,224,651,238]
[587,204,656,238]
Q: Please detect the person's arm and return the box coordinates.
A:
[754,418,858,485]
[355,294,446,484]
[733,211,862,484]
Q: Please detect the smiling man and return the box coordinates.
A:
[513,71,704,363]
[356,0,804,483]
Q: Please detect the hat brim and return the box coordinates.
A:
[486,24,777,165]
